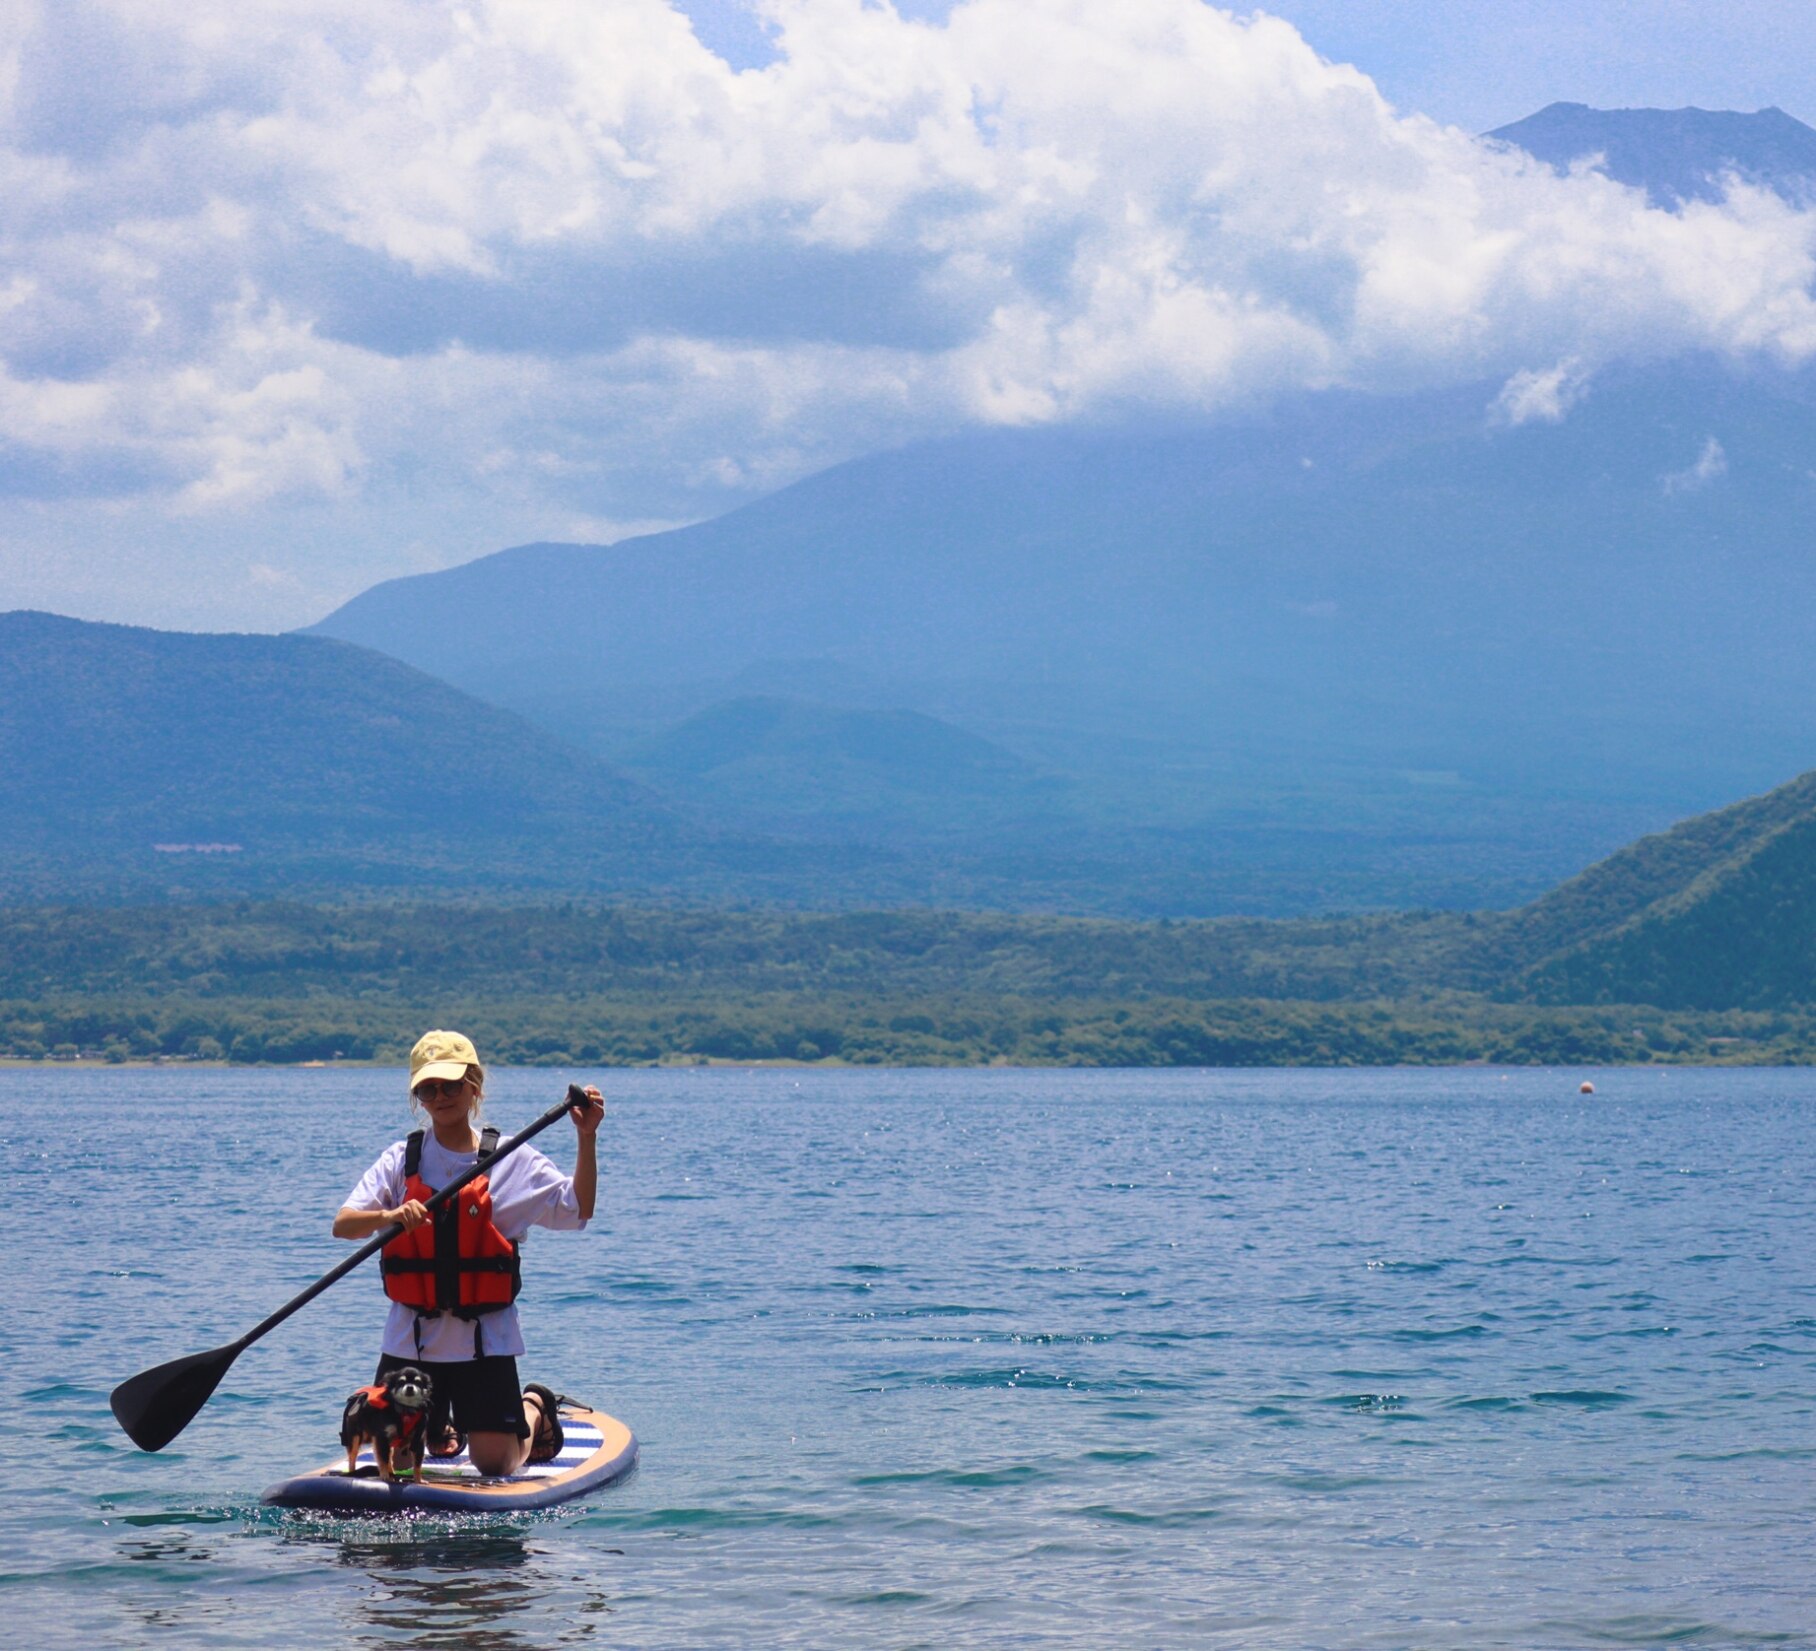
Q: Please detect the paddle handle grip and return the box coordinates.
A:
[239,1085,591,1351]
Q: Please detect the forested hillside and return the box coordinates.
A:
[0,611,712,900]
[8,739,1816,1065]
[1511,775,1816,1008]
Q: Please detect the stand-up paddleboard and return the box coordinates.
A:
[263,1401,635,1513]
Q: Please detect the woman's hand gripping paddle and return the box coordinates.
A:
[110,1085,594,1452]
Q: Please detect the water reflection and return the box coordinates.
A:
[103,1497,622,1648]
[112,1525,247,1638]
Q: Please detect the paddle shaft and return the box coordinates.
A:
[235,1086,587,1352]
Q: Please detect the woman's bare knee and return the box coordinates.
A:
[466,1430,526,1476]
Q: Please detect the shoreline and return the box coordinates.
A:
[0,1054,1801,1072]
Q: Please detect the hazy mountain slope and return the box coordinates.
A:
[306,355,1816,904]
[1,610,1553,916]
[0,610,711,899]
[635,698,1027,782]
[621,696,1058,832]
[1489,102,1816,206]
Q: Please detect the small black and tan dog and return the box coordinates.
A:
[340,1365,435,1481]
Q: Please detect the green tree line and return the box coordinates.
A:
[6,991,1813,1068]
[5,902,1812,1067]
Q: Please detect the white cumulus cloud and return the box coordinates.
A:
[1,0,1814,626]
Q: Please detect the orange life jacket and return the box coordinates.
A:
[341,1384,426,1448]
[380,1128,523,1330]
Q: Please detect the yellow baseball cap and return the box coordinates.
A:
[410,1029,480,1091]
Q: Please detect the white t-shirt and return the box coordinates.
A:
[345,1128,588,1362]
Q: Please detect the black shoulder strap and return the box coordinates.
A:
[478,1125,501,1164]
[402,1129,424,1178]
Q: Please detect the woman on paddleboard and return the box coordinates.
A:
[333,1030,604,1476]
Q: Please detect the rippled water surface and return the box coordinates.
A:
[6,1065,1816,1648]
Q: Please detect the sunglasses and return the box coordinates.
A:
[413,1078,472,1100]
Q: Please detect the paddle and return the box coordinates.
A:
[111,1083,592,1452]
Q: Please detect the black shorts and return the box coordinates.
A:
[375,1351,529,1440]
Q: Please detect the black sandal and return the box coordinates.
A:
[522,1383,566,1464]
[429,1419,466,1459]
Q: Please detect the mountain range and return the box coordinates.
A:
[308,352,1816,911]
[300,104,1816,914]
[10,591,1816,1015]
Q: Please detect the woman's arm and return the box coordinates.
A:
[570,1086,604,1221]
[335,1143,412,1240]
[333,1200,427,1240]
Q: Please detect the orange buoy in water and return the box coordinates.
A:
[1579,1081,1595,1094]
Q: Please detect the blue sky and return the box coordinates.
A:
[2,0,1814,631]
[679,0,1816,129]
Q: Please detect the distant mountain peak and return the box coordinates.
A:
[1488,102,1816,207]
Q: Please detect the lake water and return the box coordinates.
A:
[5,1065,1814,1648]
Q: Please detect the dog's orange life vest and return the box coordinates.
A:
[348,1385,425,1438]
[380,1128,523,1333]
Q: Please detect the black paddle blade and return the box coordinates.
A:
[110,1343,241,1452]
